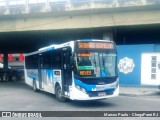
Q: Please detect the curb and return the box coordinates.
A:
[120,91,160,97]
[119,93,137,97]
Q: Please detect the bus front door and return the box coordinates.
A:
[62,49,72,96]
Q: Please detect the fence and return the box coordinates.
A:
[0,0,159,15]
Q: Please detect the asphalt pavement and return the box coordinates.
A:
[120,85,160,97]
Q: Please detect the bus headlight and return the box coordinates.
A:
[114,81,119,88]
[75,85,80,90]
[81,88,86,93]
[75,85,86,93]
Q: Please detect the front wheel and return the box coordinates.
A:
[55,85,67,102]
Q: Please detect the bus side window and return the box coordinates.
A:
[25,55,38,69]
[42,53,52,69]
[52,52,61,69]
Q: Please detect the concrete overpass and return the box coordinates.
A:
[0,0,160,69]
[0,0,160,32]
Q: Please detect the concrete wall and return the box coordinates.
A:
[117,44,160,86]
[0,0,160,32]
[0,8,160,32]
[0,0,159,15]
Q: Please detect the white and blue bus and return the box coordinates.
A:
[24,39,119,101]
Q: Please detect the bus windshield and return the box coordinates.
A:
[74,51,117,78]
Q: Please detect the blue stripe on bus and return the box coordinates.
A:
[28,75,37,80]
[44,70,54,80]
[45,47,54,52]
[41,70,54,84]
[74,78,115,92]
[74,78,96,91]
[104,87,115,91]
[80,39,92,41]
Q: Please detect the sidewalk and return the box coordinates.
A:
[119,86,160,97]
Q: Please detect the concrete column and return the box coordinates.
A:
[103,31,114,41]
[3,53,8,70]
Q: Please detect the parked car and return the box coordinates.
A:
[0,63,24,82]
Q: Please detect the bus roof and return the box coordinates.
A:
[25,39,114,56]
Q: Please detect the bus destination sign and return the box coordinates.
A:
[78,42,114,49]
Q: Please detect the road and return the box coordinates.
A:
[0,81,160,120]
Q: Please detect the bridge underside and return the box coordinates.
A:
[0,5,160,53]
[0,24,160,53]
[1,7,160,32]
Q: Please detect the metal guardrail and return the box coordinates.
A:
[0,0,159,15]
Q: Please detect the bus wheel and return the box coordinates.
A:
[55,85,66,102]
[33,81,39,92]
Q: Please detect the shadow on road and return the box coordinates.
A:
[68,99,116,108]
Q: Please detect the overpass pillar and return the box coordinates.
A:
[103,31,114,41]
[3,53,8,70]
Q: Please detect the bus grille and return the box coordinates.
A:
[87,89,114,97]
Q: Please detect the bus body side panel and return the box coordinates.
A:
[41,69,54,93]
[53,70,62,94]
[24,69,39,88]
[24,69,32,86]
[41,69,62,94]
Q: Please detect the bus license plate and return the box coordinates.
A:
[98,92,106,97]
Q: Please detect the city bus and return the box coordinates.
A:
[24,39,119,102]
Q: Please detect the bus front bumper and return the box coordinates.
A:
[69,85,119,101]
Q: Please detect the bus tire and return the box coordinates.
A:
[55,85,66,102]
[33,81,39,92]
